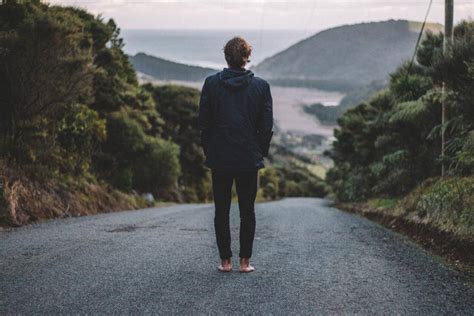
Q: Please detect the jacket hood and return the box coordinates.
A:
[218,68,254,90]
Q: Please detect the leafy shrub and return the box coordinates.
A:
[96,110,181,196]
[133,138,181,198]
[57,105,107,175]
[457,131,474,174]
[260,168,280,199]
[144,84,211,202]
[402,177,474,237]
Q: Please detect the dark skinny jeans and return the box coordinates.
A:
[211,169,258,259]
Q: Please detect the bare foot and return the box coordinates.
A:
[239,258,255,273]
[218,258,232,272]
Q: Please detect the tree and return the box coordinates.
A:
[0,2,93,167]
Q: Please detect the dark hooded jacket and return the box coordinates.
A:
[198,67,273,172]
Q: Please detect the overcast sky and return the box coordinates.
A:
[51,0,473,30]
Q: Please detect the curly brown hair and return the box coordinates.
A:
[223,36,252,69]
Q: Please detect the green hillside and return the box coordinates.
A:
[304,81,386,124]
[129,53,218,82]
[253,20,443,89]
[326,20,474,240]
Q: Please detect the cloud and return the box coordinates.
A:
[51,0,473,29]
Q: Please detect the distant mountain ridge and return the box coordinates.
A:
[252,20,443,88]
[129,20,442,91]
[129,53,218,82]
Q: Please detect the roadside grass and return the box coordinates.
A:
[346,177,474,240]
[0,164,152,227]
[367,198,400,215]
[335,176,474,280]
[402,176,474,239]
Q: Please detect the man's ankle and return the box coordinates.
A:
[240,257,250,264]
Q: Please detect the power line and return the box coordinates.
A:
[405,0,434,78]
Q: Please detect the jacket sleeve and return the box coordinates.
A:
[256,82,274,157]
[198,78,212,155]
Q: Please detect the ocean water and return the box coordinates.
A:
[121,29,310,69]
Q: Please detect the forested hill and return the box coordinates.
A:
[129,53,218,82]
[252,20,443,88]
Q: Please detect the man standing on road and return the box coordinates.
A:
[198,37,273,273]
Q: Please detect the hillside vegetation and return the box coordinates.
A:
[0,1,326,226]
[327,21,474,240]
[0,1,183,225]
[253,20,442,89]
[304,81,386,124]
[129,53,218,82]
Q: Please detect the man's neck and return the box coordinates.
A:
[228,66,246,71]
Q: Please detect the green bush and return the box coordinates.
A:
[109,168,134,192]
[133,138,181,198]
[282,180,302,197]
[269,166,328,199]
[457,131,474,173]
[260,168,280,200]
[57,105,106,175]
[144,84,211,202]
[402,177,474,237]
[96,110,181,196]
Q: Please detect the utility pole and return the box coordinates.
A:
[441,0,454,177]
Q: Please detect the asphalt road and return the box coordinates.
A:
[1,198,473,314]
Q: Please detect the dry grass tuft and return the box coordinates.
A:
[0,163,148,227]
